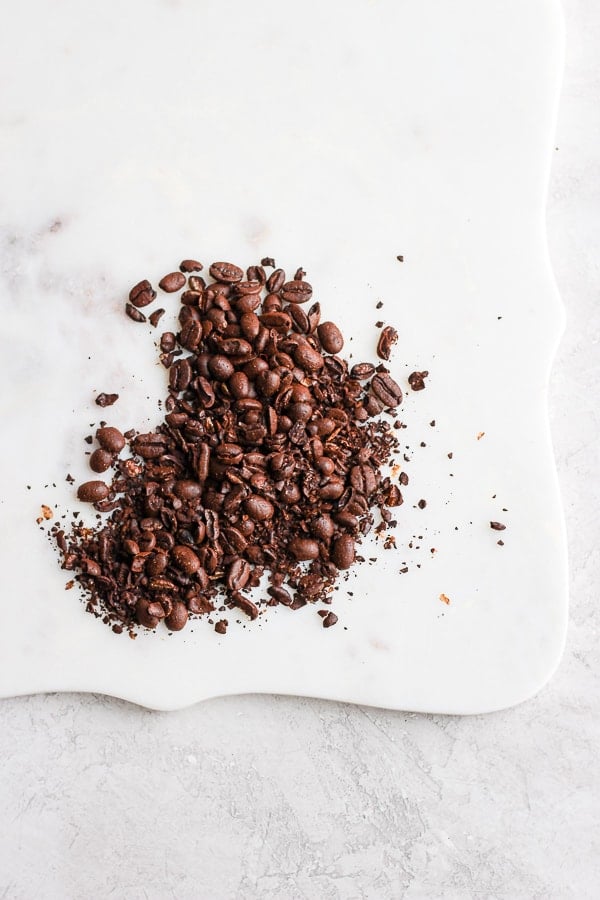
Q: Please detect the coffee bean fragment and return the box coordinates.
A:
[159,272,186,293]
[418,499,427,509]
[95,393,119,408]
[148,308,165,328]
[215,619,228,634]
[126,303,147,323]
[322,611,338,628]
[377,326,398,361]
[408,371,428,391]
[261,257,276,267]
[179,259,203,273]
[490,521,506,531]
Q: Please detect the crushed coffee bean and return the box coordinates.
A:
[54,259,421,636]
[377,326,398,361]
[95,393,119,408]
[149,308,165,328]
[408,370,428,391]
[179,259,204,273]
[490,521,506,531]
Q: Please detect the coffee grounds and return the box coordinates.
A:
[54,260,411,635]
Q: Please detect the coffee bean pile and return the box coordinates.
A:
[55,260,407,635]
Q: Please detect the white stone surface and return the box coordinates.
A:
[0,1,599,898]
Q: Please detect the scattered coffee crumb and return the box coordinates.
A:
[215,620,228,635]
[375,320,384,328]
[396,255,404,262]
[400,566,409,574]
[477,432,485,440]
[418,499,427,509]
[439,593,450,605]
[65,580,74,590]
[430,420,436,427]
[447,452,453,459]
[37,504,54,524]
[261,257,276,267]
[497,540,505,546]
[408,371,428,391]
[95,392,119,408]
[376,300,384,309]
[490,521,506,531]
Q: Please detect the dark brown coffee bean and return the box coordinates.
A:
[332,534,355,569]
[209,261,244,283]
[216,442,244,465]
[350,464,377,496]
[160,332,176,352]
[89,448,113,473]
[228,371,251,399]
[208,354,234,381]
[226,558,252,591]
[240,311,260,340]
[174,480,202,501]
[256,370,280,397]
[266,268,286,293]
[371,372,403,408]
[147,551,168,576]
[126,303,147,323]
[319,478,345,500]
[159,272,186,293]
[136,597,161,629]
[268,585,293,606]
[165,601,188,631]
[316,457,335,476]
[77,480,110,503]
[230,591,259,620]
[289,537,320,560]
[377,325,398,361]
[385,485,403,507]
[351,362,375,380]
[169,357,193,392]
[96,426,126,453]
[244,357,268,379]
[311,514,334,542]
[281,280,312,304]
[280,482,301,504]
[95,392,119,408]
[244,495,274,521]
[317,321,344,354]
[262,293,283,312]
[172,544,201,575]
[180,319,202,351]
[408,370,428,391]
[195,376,216,407]
[286,303,309,333]
[334,511,359,533]
[129,279,156,307]
[148,308,165,327]
[307,302,321,332]
[294,343,324,372]
[235,280,262,296]
[217,337,253,357]
[179,259,203,273]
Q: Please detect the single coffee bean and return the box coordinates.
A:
[129,279,156,308]
[126,303,147,323]
[319,478,345,500]
[240,311,260,340]
[322,611,338,628]
[244,495,274,521]
[310,514,335,542]
[262,293,283,312]
[266,268,286,293]
[77,480,110,503]
[332,534,355,569]
[89,448,113,473]
[289,383,312,403]
[351,362,375,380]
[316,457,335,476]
[227,371,250,399]
[217,337,253,357]
[288,401,313,424]
[317,321,344,354]
[307,302,321,332]
[160,332,176,352]
[96,426,126,453]
[287,303,310,333]
[280,482,301,504]
[281,280,312,304]
[165,601,189,631]
[174,480,202,501]
[172,544,201,575]
[235,280,262,296]
[208,354,235,381]
[293,343,324,372]
[159,272,186,293]
[289,537,320,560]
[148,308,165,327]
[216,442,244,465]
[226,558,252,591]
[267,585,293,606]
[209,261,244,283]
[179,259,203,273]
[370,372,403,408]
[180,319,202,351]
[377,325,398,361]
[256,370,281,397]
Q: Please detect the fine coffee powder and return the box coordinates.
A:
[54,260,409,634]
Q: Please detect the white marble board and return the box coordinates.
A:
[0,0,567,713]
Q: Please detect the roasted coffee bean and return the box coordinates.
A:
[148,308,165,327]
[316,457,335,476]
[174,479,202,501]
[287,304,310,333]
[129,279,156,308]
[256,370,281,397]
[319,478,345,500]
[89,448,113,473]
[307,302,321,332]
[317,321,344,354]
[165,601,188,630]
[217,337,253,357]
[266,268,286,293]
[208,354,235,381]
[180,319,202,351]
[159,272,186,293]
[160,332,177,352]
[322,611,338,628]
[490,521,506,531]
[350,362,375,380]
[371,372,403,408]
[229,371,251,399]
[169,358,193,392]
[235,280,262,296]
[96,426,126,453]
[281,280,312,304]
[172,544,201,575]
[179,259,203,273]
[126,303,147,323]
[240,311,260,340]
[280,482,301,504]
[289,537,320,560]
[311,514,335,542]
[332,534,355,569]
[247,265,266,284]
[95,392,119,408]
[377,325,398,361]
[288,402,313,424]
[244,495,274,521]
[350,464,377,496]
[262,293,283,312]
[209,261,244,283]
[226,558,251,591]
[77,480,110,503]
[293,343,324,372]
[216,442,244,465]
[408,370,428,391]
[268,585,293,606]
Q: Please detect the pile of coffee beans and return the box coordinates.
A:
[54,260,406,634]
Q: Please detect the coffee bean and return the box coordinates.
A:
[129,279,157,308]
[172,544,201,575]
[179,259,203,273]
[377,325,398,361]
[293,343,324,372]
[266,268,286,293]
[288,402,313,424]
[209,261,244,283]
[240,311,260,340]
[244,495,274,521]
[226,558,252,591]
[317,321,344,354]
[231,591,259,620]
[96,426,126,453]
[169,358,193,392]
[216,442,244,465]
[350,464,377,495]
[159,272,186,293]
[165,601,188,631]
[148,308,165,327]
[77,480,110,503]
[322,611,338,628]
[311,514,335,542]
[174,480,202,501]
[370,372,403,408]
[408,370,428,391]
[126,303,147,323]
[228,371,251,399]
[289,537,320,560]
[218,337,253,357]
[268,585,293,606]
[260,310,292,330]
[332,534,355,569]
[160,332,176,352]
[256,370,280,397]
[319,478,345,500]
[89,448,113,473]
[280,482,301,504]
[351,362,375,380]
[281,280,312,304]
[208,354,235,381]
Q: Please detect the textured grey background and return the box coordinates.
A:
[1,2,599,897]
